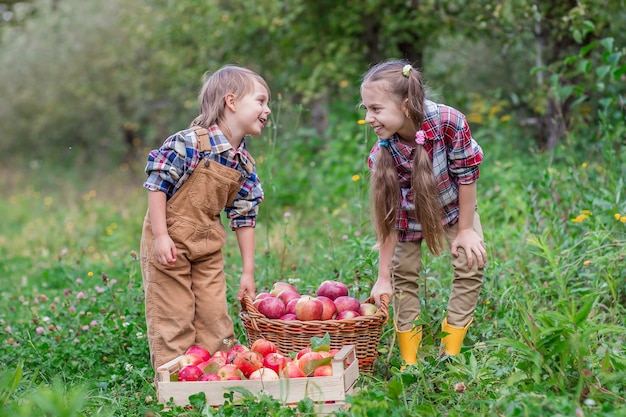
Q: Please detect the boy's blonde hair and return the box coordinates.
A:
[362,59,445,255]
[191,65,270,129]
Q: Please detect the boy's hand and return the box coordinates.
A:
[238,272,256,301]
[154,235,177,267]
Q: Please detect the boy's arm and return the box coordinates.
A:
[147,190,177,267]
[235,226,256,300]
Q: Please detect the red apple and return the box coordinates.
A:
[257,296,286,319]
[199,373,221,381]
[359,302,378,316]
[270,281,298,297]
[317,280,349,300]
[249,367,280,381]
[255,292,273,300]
[313,364,333,377]
[185,345,211,363]
[178,365,203,381]
[203,355,227,374]
[178,353,204,368]
[285,298,299,315]
[280,313,297,320]
[232,350,263,378]
[227,344,250,363]
[197,360,210,373]
[280,362,307,378]
[263,352,288,373]
[211,350,229,364]
[334,295,361,314]
[217,364,244,380]
[297,351,324,372]
[317,296,337,320]
[296,347,311,359]
[295,295,324,321]
[251,338,278,357]
[336,310,361,320]
[276,290,300,306]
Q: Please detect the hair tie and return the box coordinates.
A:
[378,139,390,148]
[402,64,412,78]
[415,130,425,145]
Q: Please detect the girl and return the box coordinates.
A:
[140,65,271,370]
[361,59,487,366]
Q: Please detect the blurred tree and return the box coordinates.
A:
[0,0,623,166]
[461,0,626,149]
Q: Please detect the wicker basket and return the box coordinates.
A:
[240,293,390,374]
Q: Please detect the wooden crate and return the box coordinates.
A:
[156,344,359,412]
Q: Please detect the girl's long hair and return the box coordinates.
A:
[362,59,445,255]
[191,65,270,129]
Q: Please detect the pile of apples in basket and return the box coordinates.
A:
[253,280,378,321]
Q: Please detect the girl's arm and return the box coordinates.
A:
[235,226,256,300]
[371,235,396,306]
[147,190,177,267]
[450,182,487,269]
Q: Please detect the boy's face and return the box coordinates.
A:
[361,80,414,143]
[234,80,271,137]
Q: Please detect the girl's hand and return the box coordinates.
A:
[154,235,177,267]
[451,228,487,269]
[371,279,393,307]
[238,273,256,301]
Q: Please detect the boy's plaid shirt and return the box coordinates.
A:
[144,124,263,229]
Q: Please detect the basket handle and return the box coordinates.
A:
[376,293,391,322]
[241,292,261,315]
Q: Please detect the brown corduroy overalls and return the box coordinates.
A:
[140,127,254,370]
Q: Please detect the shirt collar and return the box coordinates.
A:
[206,124,251,166]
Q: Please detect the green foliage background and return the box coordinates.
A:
[0,0,625,416]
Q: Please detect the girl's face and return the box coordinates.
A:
[233,80,271,137]
[361,80,415,143]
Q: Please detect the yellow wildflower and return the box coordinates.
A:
[352,174,360,182]
[615,213,621,220]
[88,271,94,277]
[583,260,591,266]
[621,216,626,223]
[581,162,587,168]
[357,119,366,125]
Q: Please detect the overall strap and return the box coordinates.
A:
[190,126,211,152]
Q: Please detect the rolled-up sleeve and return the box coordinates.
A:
[143,132,198,197]
[445,111,483,184]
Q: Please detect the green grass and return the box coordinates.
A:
[1,111,625,416]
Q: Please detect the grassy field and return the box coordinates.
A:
[1,113,625,416]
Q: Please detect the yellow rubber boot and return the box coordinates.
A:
[396,326,422,368]
[440,318,473,356]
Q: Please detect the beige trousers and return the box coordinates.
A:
[392,212,485,330]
